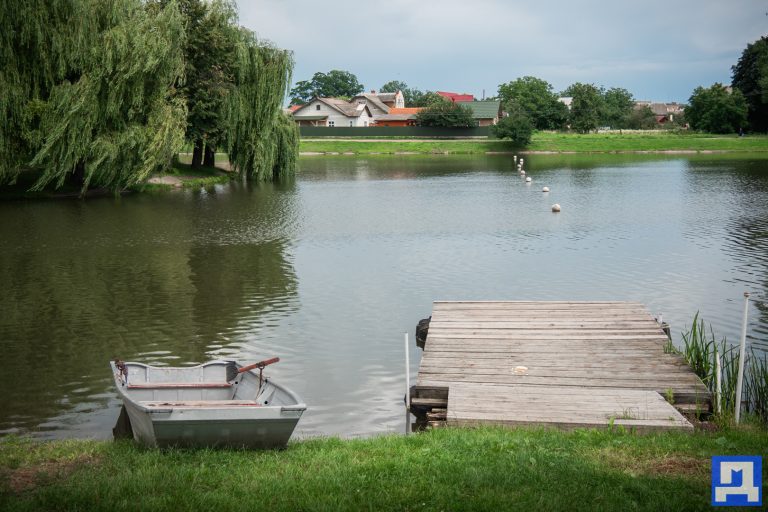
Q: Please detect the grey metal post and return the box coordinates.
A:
[715,346,722,415]
[404,332,411,410]
[735,292,750,423]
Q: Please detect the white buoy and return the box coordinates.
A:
[520,170,525,175]
[514,155,517,162]
[552,204,561,212]
[525,177,532,183]
[542,186,550,192]
[520,158,524,164]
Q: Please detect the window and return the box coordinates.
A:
[349,121,353,127]
[316,104,321,111]
[328,121,335,127]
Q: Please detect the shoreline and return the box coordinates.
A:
[300,149,763,156]
[2,425,765,509]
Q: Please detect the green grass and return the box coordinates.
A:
[2,426,766,511]
[299,131,768,155]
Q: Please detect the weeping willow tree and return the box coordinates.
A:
[227,31,298,181]
[1,0,188,194]
[1,0,297,194]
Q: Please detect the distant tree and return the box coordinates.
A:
[563,83,603,133]
[415,101,476,128]
[686,83,748,134]
[600,87,635,128]
[411,91,447,107]
[289,70,364,104]
[626,106,658,130]
[491,104,533,145]
[497,76,568,130]
[732,36,768,132]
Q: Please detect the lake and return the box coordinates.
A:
[1,153,767,440]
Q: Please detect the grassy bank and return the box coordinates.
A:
[299,131,768,155]
[2,426,766,511]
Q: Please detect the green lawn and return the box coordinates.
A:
[299,131,768,155]
[2,426,765,511]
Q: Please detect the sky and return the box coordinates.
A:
[235,0,767,104]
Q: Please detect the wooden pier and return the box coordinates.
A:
[411,301,710,432]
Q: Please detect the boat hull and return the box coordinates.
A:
[111,360,305,449]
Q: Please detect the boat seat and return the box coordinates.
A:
[127,382,232,390]
[140,400,261,408]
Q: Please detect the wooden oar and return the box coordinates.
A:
[226,357,279,382]
[238,357,280,374]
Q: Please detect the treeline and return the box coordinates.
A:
[0,0,298,195]
[290,35,768,142]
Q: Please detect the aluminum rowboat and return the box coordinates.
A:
[110,359,305,448]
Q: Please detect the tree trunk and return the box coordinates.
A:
[203,144,215,168]
[67,160,86,188]
[192,139,203,168]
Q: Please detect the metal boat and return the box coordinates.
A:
[109,358,305,448]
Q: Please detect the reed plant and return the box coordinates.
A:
[679,312,767,425]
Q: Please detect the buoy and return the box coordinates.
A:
[520,170,525,175]
[542,186,550,192]
[525,177,532,183]
[520,158,524,164]
[513,155,517,162]
[552,204,561,212]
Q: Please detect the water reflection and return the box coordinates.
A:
[0,184,300,437]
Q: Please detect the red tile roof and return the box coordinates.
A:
[437,91,475,102]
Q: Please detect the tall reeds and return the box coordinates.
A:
[679,312,767,425]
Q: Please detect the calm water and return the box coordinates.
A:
[1,153,767,439]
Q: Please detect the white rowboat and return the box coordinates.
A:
[110,359,306,448]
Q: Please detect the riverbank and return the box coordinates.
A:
[2,426,765,511]
[0,160,232,199]
[300,131,768,155]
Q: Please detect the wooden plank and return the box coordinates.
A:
[140,400,260,407]
[127,382,232,389]
[446,383,692,431]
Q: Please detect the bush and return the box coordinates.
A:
[491,105,533,145]
[415,101,476,128]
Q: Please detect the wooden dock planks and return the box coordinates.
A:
[414,301,709,431]
[446,383,693,432]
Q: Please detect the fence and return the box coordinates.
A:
[299,126,492,138]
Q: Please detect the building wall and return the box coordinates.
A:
[294,99,372,127]
[394,91,405,108]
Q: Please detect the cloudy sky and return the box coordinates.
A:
[236,0,767,103]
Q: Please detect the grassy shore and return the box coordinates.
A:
[2,426,765,511]
[299,131,768,155]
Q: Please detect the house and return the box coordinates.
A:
[291,97,374,127]
[437,91,475,102]
[635,101,685,124]
[350,90,405,117]
[456,100,502,126]
[558,97,573,110]
[374,107,423,127]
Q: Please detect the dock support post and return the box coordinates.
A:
[734,292,750,424]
